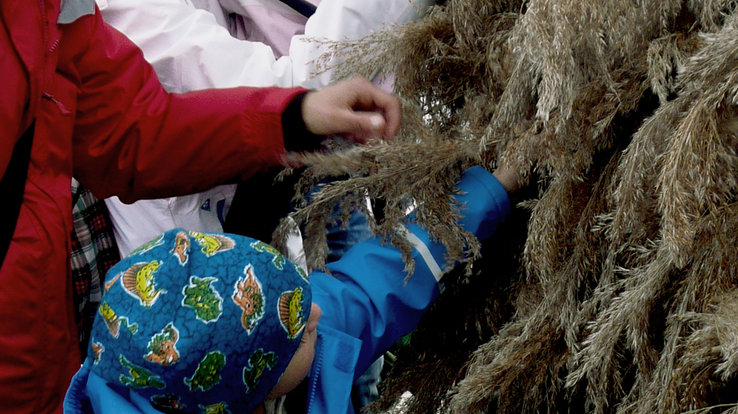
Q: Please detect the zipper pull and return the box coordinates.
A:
[42,92,72,115]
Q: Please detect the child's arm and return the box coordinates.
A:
[310,166,513,375]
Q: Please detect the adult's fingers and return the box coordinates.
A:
[301,76,401,140]
[341,111,388,143]
[344,77,401,139]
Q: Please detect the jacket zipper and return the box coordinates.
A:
[39,0,60,57]
[306,333,324,414]
[48,38,60,55]
[44,0,60,55]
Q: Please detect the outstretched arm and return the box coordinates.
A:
[311,166,514,375]
[70,9,402,203]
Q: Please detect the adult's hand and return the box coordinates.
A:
[301,76,402,143]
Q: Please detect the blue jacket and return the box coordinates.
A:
[64,166,510,414]
[305,166,510,413]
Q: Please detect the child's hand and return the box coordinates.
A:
[301,76,402,143]
[492,159,525,194]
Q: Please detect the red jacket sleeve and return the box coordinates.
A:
[65,8,306,202]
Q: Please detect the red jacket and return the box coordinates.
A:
[0,1,305,412]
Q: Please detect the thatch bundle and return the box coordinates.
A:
[274,0,738,412]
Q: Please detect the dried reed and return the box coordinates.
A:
[273,0,738,412]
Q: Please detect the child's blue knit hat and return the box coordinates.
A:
[87,229,311,413]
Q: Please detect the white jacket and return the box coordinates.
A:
[98,0,431,257]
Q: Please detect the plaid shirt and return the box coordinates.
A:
[70,179,120,358]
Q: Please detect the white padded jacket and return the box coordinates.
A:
[97,0,431,257]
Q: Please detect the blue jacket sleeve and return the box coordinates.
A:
[310,166,511,376]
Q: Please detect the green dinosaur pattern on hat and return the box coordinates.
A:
[250,240,286,270]
[182,276,223,323]
[184,350,226,392]
[295,265,308,281]
[150,393,186,411]
[242,349,277,392]
[129,235,165,256]
[119,355,165,389]
[199,402,231,414]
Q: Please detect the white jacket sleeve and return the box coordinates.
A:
[96,0,432,91]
